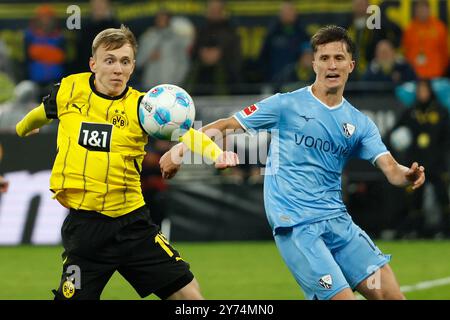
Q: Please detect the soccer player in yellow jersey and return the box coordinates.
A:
[16,25,238,300]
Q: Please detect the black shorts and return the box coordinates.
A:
[53,206,194,300]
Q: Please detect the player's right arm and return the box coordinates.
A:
[16,103,53,137]
[376,153,425,190]
[180,116,243,159]
[160,94,280,179]
[159,117,243,179]
[16,82,60,137]
[201,116,244,135]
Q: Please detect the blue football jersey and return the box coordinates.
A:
[234,86,389,231]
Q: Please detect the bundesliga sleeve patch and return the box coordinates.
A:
[240,104,259,117]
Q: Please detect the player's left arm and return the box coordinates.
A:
[375,153,425,190]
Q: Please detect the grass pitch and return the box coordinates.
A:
[0,241,449,300]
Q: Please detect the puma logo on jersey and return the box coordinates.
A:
[71,104,84,113]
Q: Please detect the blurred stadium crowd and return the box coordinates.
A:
[0,0,449,240]
[0,0,449,99]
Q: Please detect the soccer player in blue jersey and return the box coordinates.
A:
[160,25,425,300]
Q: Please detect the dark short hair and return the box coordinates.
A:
[310,25,355,58]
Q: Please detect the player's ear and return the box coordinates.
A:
[348,59,355,73]
[131,59,136,74]
[312,59,318,74]
[89,57,96,73]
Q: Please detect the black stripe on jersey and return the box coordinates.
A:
[86,91,93,116]
[137,95,147,134]
[101,152,110,212]
[121,91,132,102]
[133,159,141,174]
[43,83,61,119]
[89,73,129,100]
[64,82,75,111]
[122,157,128,207]
[105,100,115,121]
[61,138,71,189]
[77,149,89,209]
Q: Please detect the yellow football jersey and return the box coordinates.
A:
[44,72,148,217]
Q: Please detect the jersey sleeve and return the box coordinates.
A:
[354,116,389,164]
[233,93,281,135]
[136,93,148,135]
[42,83,61,119]
[16,103,52,137]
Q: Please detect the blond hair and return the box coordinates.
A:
[92,24,137,58]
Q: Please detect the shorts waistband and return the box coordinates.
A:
[69,205,148,220]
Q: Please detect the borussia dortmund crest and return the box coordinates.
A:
[111,109,128,128]
[62,278,76,299]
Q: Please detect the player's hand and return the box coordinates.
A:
[215,151,239,169]
[159,144,184,179]
[25,128,40,137]
[405,162,425,190]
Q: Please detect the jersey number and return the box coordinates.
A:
[78,122,112,152]
[155,232,182,261]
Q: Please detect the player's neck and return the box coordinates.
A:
[93,78,127,98]
[311,83,344,108]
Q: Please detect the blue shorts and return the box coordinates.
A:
[274,214,391,300]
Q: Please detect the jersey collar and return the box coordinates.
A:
[307,85,345,110]
[89,73,129,100]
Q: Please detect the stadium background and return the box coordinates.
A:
[0,0,449,299]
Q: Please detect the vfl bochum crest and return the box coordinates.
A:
[319,274,333,289]
[342,123,356,138]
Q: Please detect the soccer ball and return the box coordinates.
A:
[139,84,195,140]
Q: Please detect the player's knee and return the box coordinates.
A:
[368,289,405,300]
[330,288,356,300]
[167,278,204,300]
[380,290,406,300]
[190,278,201,292]
[179,278,204,300]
